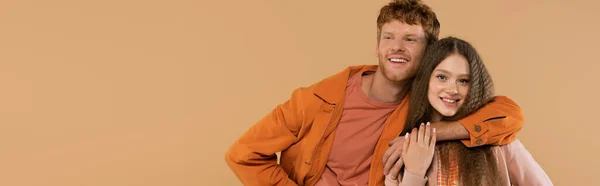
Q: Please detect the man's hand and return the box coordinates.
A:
[383,133,406,176]
[385,156,404,184]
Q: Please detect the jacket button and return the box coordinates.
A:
[476,138,483,145]
[474,125,481,132]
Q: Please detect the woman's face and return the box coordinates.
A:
[428,53,470,117]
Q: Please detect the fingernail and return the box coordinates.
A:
[427,122,430,125]
[433,128,436,133]
[405,133,409,138]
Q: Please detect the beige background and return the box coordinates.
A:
[0,0,598,185]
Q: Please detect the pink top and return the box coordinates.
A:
[385,139,553,186]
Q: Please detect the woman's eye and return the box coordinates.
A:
[459,79,470,84]
[436,75,446,80]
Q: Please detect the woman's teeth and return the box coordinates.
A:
[442,98,457,103]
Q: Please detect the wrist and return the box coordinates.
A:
[430,121,469,141]
[429,121,448,141]
[405,167,427,178]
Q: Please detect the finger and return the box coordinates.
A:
[429,128,437,153]
[418,123,425,144]
[424,122,431,145]
[389,156,405,180]
[382,145,392,167]
[396,163,404,181]
[385,136,405,166]
[388,136,402,146]
[384,147,402,175]
[402,133,410,155]
[411,127,418,143]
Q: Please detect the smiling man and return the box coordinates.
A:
[225,0,524,185]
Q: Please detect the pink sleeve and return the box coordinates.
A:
[384,170,428,186]
[503,140,554,186]
[400,171,428,186]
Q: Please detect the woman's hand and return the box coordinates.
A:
[402,122,437,178]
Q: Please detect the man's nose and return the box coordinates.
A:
[390,39,406,52]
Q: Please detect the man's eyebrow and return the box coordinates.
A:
[404,33,421,37]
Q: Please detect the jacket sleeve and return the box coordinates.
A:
[458,96,524,147]
[503,140,554,186]
[225,88,308,186]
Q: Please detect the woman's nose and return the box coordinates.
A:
[445,83,459,95]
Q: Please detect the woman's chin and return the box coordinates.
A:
[440,110,457,118]
[431,105,458,119]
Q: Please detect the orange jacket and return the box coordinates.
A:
[225,65,524,186]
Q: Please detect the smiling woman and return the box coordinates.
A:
[428,54,471,120]
[386,37,552,186]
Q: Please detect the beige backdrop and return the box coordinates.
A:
[0,0,598,185]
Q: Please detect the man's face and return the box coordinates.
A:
[376,20,427,82]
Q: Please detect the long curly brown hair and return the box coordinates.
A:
[402,37,504,185]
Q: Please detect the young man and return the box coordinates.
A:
[225,0,524,186]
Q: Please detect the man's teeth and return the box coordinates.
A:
[442,98,457,103]
[390,58,408,63]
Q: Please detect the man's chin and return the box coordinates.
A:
[383,72,410,82]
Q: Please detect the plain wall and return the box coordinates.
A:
[0,0,598,185]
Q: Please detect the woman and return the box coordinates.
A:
[385,37,552,186]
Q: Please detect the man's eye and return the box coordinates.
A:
[405,38,416,42]
[383,36,392,40]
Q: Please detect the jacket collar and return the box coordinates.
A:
[312,65,379,104]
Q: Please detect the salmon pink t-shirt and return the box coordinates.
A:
[315,70,400,186]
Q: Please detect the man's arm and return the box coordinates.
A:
[384,96,524,174]
[429,121,469,141]
[225,88,307,186]
[433,95,524,147]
